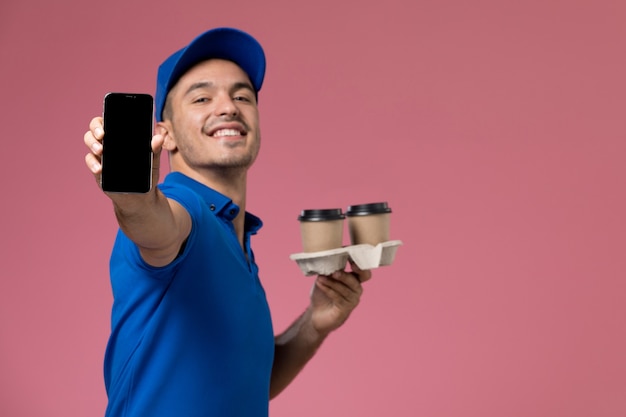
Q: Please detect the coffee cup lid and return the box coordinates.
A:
[346,202,392,216]
[298,208,345,222]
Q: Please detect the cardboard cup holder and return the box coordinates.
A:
[290,240,402,276]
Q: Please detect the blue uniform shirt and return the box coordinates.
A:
[103,172,274,417]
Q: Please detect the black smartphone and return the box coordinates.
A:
[101,92,154,193]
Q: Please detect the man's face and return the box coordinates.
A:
[162,59,261,173]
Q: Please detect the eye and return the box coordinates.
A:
[193,96,211,104]
[233,95,251,102]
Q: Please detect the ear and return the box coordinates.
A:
[156,121,177,151]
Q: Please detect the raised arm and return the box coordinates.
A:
[270,262,372,398]
[83,117,191,267]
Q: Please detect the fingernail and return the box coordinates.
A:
[95,127,103,138]
[91,142,102,152]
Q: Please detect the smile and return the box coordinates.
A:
[212,128,243,137]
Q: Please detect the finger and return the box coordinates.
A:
[331,269,364,293]
[85,116,104,155]
[84,129,103,155]
[316,279,362,313]
[151,133,165,154]
[150,134,165,190]
[89,117,104,140]
[323,272,363,301]
[85,152,102,175]
[316,277,354,305]
[349,260,372,283]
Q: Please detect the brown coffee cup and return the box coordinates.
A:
[298,208,345,253]
[346,202,392,246]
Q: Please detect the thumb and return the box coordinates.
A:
[150,133,165,190]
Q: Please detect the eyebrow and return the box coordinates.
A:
[183,81,255,97]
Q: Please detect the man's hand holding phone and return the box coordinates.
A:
[84,116,164,197]
[84,93,163,197]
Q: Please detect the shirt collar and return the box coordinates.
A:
[164,172,263,234]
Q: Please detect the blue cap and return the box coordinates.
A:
[155,27,266,122]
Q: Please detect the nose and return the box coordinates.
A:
[214,93,239,118]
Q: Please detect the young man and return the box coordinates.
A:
[83,27,371,417]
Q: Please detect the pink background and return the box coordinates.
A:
[2,0,625,416]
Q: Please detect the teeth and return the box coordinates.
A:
[213,129,241,137]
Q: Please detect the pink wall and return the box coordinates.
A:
[1,0,625,416]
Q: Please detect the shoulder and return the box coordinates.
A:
[158,174,205,221]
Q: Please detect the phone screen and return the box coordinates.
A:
[102,93,154,193]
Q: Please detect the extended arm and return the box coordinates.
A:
[83,117,191,266]
[269,263,372,398]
